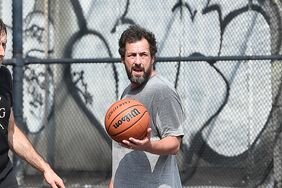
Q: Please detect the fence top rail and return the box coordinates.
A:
[3,55,282,65]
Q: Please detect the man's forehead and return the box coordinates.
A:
[0,29,6,35]
[0,31,7,41]
[125,44,150,53]
[126,48,150,53]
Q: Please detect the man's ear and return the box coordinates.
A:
[152,57,155,64]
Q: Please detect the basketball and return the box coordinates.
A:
[104,98,150,143]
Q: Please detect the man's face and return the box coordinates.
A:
[123,38,154,86]
[0,31,7,64]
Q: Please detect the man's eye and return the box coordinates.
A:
[141,53,148,57]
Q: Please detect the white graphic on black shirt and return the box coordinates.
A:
[0,97,5,130]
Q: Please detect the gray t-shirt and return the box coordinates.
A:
[112,74,185,188]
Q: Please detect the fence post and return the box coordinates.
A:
[12,0,26,185]
[12,0,24,131]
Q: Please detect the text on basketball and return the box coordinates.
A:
[113,108,141,128]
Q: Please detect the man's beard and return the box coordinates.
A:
[126,64,151,85]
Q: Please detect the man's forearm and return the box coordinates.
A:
[9,125,49,174]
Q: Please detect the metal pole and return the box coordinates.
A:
[12,0,25,131]
[44,0,55,166]
[12,0,25,185]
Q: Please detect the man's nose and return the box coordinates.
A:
[135,55,142,64]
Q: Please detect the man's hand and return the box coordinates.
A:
[121,127,182,155]
[43,166,65,188]
[121,128,152,151]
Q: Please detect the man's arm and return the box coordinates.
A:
[121,128,182,155]
[108,177,113,188]
[8,109,65,188]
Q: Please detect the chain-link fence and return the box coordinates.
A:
[1,0,282,187]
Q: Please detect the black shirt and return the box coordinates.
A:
[0,65,13,179]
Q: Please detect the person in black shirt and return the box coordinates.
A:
[0,18,65,188]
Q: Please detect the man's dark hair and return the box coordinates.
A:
[0,18,7,35]
[118,25,157,60]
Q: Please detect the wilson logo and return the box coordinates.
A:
[113,108,141,128]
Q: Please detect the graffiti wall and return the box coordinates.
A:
[1,0,282,187]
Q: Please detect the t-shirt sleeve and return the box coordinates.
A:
[154,87,185,138]
[0,66,13,107]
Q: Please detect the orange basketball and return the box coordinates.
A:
[104,98,150,143]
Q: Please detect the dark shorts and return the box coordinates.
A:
[0,167,18,188]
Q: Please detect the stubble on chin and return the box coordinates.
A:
[130,75,145,85]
